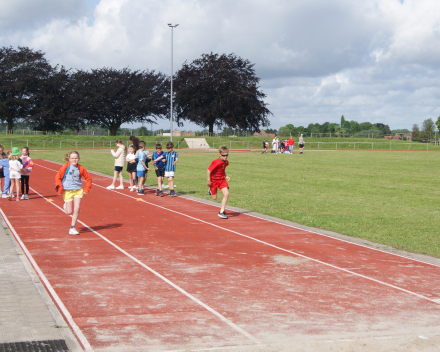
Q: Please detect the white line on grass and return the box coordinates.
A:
[0,208,94,352]
[28,186,261,345]
[36,162,440,305]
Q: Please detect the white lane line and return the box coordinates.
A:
[35,162,440,305]
[37,161,440,269]
[29,186,261,345]
[0,208,93,352]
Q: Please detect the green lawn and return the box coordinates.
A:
[33,149,440,258]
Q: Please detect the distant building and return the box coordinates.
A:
[253,129,275,138]
[384,133,412,141]
[172,129,195,137]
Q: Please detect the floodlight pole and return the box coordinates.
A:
[168,23,179,142]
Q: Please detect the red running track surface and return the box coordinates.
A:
[2,160,440,351]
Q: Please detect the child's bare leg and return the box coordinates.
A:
[168,177,174,190]
[157,176,163,190]
[220,187,229,212]
[71,197,82,227]
[118,171,124,187]
[10,180,14,196]
[110,170,118,186]
[65,201,73,215]
[16,180,20,196]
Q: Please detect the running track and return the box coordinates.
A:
[2,160,440,351]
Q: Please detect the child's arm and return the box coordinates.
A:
[207,169,212,187]
[141,161,150,171]
[173,157,178,166]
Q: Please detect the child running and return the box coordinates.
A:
[55,151,92,235]
[126,145,137,192]
[207,145,230,219]
[152,143,166,197]
[20,147,33,200]
[107,139,127,190]
[136,141,150,195]
[8,148,22,201]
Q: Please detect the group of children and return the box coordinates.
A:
[107,138,178,197]
[0,145,34,201]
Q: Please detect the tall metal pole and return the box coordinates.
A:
[168,23,178,142]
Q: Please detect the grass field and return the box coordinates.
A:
[32,148,440,258]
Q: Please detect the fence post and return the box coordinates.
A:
[43,141,45,149]
[93,141,94,149]
[318,142,320,150]
[409,143,411,151]
[60,141,61,149]
[230,141,231,149]
[248,141,249,149]
[372,143,373,150]
[76,141,78,149]
[10,141,12,149]
[27,140,28,147]
[427,143,428,151]
[336,142,337,150]
[390,143,391,151]
[354,142,355,150]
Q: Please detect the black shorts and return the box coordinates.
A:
[0,169,3,178]
[127,163,136,173]
[155,169,165,177]
[299,143,304,148]
[115,166,123,172]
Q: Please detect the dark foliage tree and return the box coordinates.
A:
[73,68,169,136]
[375,123,391,136]
[0,46,53,132]
[173,53,272,135]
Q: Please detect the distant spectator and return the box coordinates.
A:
[288,137,294,154]
[299,134,305,154]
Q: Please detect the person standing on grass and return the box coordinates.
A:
[288,137,294,154]
[162,142,178,197]
[272,136,279,154]
[55,151,92,235]
[20,147,33,200]
[262,140,267,154]
[136,141,150,195]
[207,145,230,219]
[299,134,305,154]
[106,139,127,190]
[8,148,22,201]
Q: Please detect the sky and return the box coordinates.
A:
[1,0,440,132]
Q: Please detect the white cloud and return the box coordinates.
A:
[2,0,440,130]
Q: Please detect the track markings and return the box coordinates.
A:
[36,162,440,306]
[29,186,261,345]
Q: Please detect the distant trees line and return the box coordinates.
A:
[0,47,271,136]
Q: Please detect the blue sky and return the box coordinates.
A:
[1,0,439,132]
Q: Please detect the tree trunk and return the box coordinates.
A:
[209,122,214,136]
[109,126,119,136]
[7,119,14,134]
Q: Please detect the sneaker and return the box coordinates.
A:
[20,195,25,200]
[130,187,134,192]
[159,191,164,197]
[169,191,176,197]
[7,195,12,201]
[218,211,228,219]
[69,228,80,235]
[116,185,124,190]
[155,190,159,196]
[24,194,29,200]
[163,184,169,189]
[2,194,8,199]
[138,189,145,195]
[208,188,212,196]
[106,185,115,190]
[16,198,20,202]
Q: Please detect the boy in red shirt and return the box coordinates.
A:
[207,145,230,219]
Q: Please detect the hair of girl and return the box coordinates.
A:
[115,139,127,152]
[128,145,135,154]
[129,136,139,151]
[8,154,19,161]
[22,146,30,156]
[0,144,3,150]
[63,151,80,162]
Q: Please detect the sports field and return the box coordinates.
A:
[33,148,440,258]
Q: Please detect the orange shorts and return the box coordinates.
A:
[210,179,228,195]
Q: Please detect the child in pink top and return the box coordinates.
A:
[20,147,33,200]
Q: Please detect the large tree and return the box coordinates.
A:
[173,53,272,135]
[74,68,169,135]
[422,118,436,140]
[0,46,53,132]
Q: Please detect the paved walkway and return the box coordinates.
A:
[0,214,82,351]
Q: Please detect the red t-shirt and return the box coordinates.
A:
[288,138,294,146]
[208,158,229,180]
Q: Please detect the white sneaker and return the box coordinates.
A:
[116,185,124,190]
[69,228,80,235]
[163,185,169,189]
[106,185,115,190]
[129,187,134,192]
[20,195,25,200]
[24,194,29,200]
[2,194,8,199]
